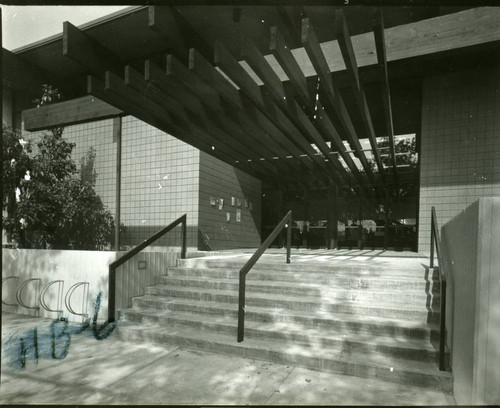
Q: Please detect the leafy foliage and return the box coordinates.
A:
[3,85,114,250]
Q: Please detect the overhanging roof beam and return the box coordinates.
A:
[2,48,49,92]
[22,95,123,131]
[269,27,362,185]
[63,21,124,79]
[276,6,304,49]
[214,41,330,176]
[190,48,315,174]
[139,61,279,175]
[163,55,290,173]
[241,38,346,187]
[148,5,212,63]
[374,9,398,176]
[124,65,276,174]
[301,17,373,179]
[165,55,300,174]
[335,10,385,177]
[93,73,269,180]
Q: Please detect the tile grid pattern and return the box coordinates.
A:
[418,66,500,251]
[198,152,261,250]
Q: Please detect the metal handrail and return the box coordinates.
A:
[238,210,292,342]
[2,276,20,306]
[40,280,65,317]
[16,278,41,311]
[108,214,187,322]
[65,282,89,322]
[430,206,447,371]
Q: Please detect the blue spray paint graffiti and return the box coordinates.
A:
[2,291,117,369]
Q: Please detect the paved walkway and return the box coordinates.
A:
[1,312,455,405]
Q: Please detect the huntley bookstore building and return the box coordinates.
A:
[2,5,499,405]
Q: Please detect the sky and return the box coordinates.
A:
[2,6,130,50]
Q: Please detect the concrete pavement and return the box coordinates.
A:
[1,312,455,405]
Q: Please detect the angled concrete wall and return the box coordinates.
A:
[198,152,261,250]
[441,197,500,405]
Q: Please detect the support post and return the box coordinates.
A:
[327,184,338,249]
[237,272,246,342]
[384,187,390,250]
[303,187,309,249]
[430,210,435,268]
[286,213,292,264]
[358,187,364,250]
[113,117,122,251]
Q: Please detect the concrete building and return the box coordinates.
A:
[3,6,498,253]
[2,5,499,405]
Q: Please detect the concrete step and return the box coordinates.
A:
[132,294,439,323]
[163,268,439,292]
[121,299,439,340]
[120,308,441,362]
[176,258,436,279]
[153,276,439,307]
[115,321,452,392]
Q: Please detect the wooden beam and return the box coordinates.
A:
[301,17,373,179]
[2,48,47,92]
[374,9,397,175]
[63,21,272,179]
[148,5,212,63]
[267,29,362,186]
[190,48,316,173]
[166,55,306,177]
[63,21,124,78]
[241,39,346,185]
[93,73,268,180]
[335,10,385,176]
[163,56,285,170]
[214,41,329,175]
[165,55,292,167]
[270,26,310,108]
[124,65,273,174]
[22,95,123,131]
[138,62,279,175]
[268,7,500,80]
[276,6,303,49]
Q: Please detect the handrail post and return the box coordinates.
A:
[181,215,187,259]
[439,277,447,370]
[236,210,292,342]
[430,207,435,268]
[286,213,292,264]
[237,272,246,342]
[108,266,116,323]
[107,214,187,323]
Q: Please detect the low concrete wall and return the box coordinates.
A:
[2,249,116,322]
[2,249,180,322]
[441,197,500,405]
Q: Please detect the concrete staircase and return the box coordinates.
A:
[116,254,452,391]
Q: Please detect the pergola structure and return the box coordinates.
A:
[6,5,500,205]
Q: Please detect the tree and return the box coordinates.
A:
[368,136,417,173]
[2,85,114,249]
